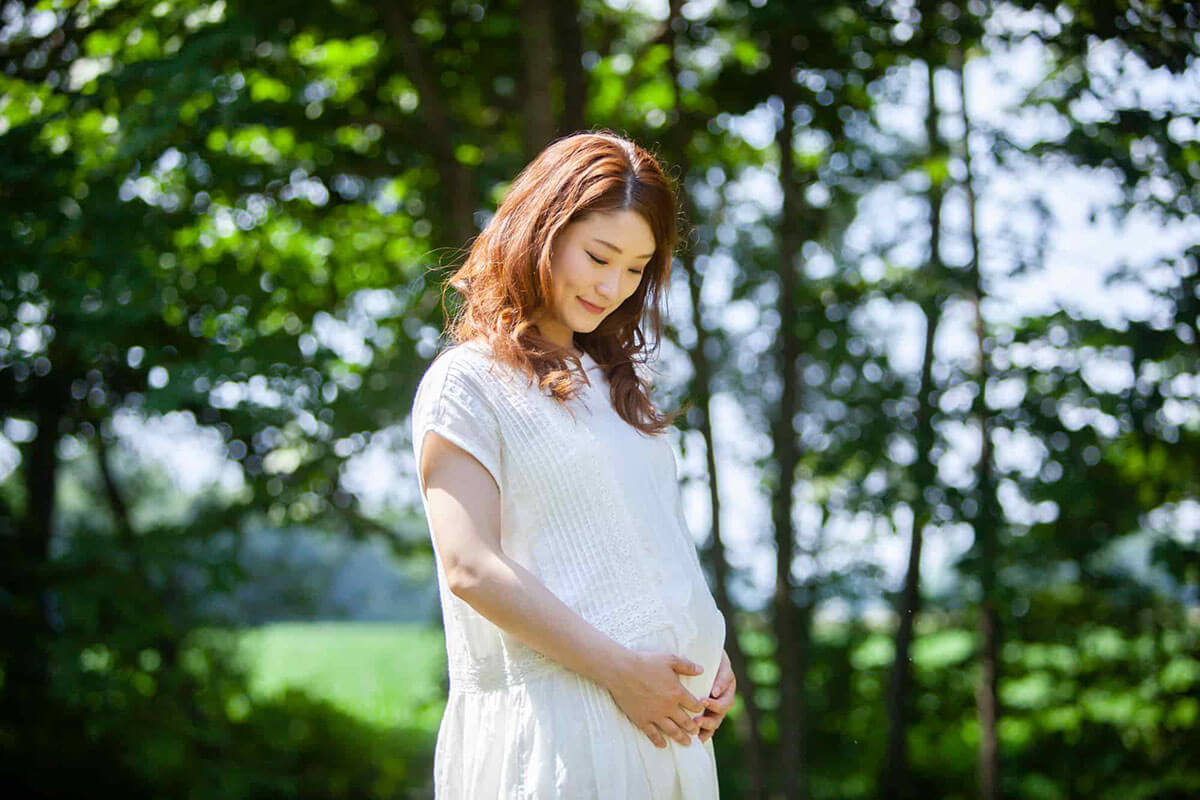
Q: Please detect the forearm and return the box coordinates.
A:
[447,551,633,689]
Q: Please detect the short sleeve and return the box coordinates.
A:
[411,348,505,499]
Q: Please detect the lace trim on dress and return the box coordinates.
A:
[447,647,565,693]
[443,583,680,694]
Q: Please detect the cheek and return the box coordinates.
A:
[553,253,583,291]
[550,262,577,303]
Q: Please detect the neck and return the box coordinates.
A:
[532,321,581,357]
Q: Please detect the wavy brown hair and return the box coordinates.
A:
[441,130,687,435]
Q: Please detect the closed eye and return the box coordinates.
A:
[589,251,644,275]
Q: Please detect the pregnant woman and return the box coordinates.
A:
[411,131,736,798]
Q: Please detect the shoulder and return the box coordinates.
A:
[414,341,511,414]
[419,340,487,383]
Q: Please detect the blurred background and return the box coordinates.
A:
[1,0,1197,798]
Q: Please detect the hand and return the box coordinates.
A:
[693,649,735,743]
[605,650,706,749]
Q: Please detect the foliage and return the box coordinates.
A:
[1,0,1196,797]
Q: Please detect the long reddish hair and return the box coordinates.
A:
[441,130,686,435]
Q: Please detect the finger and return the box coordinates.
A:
[694,714,719,732]
[694,707,722,727]
[644,723,667,749]
[670,656,704,676]
[677,690,705,715]
[711,675,736,700]
[670,708,701,735]
[662,714,691,748]
[698,716,724,743]
[710,662,732,690]
[706,692,735,713]
[658,717,693,747]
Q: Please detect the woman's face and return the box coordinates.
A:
[536,209,657,351]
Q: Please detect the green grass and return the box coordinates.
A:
[234,622,447,732]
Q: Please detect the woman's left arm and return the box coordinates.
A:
[693,649,736,743]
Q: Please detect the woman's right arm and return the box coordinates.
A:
[419,430,704,748]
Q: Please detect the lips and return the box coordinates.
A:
[577,297,606,314]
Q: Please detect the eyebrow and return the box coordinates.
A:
[592,238,655,259]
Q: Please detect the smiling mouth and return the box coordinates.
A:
[577,297,606,313]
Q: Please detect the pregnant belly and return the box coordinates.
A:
[622,591,725,800]
[628,589,727,703]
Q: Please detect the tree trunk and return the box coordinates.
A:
[768,28,807,800]
[375,1,475,250]
[96,428,184,669]
[521,0,556,158]
[954,45,1002,800]
[880,55,945,800]
[551,0,586,135]
[2,376,62,730]
[664,3,766,796]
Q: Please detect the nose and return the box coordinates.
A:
[596,270,618,300]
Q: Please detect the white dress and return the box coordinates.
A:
[410,339,726,799]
